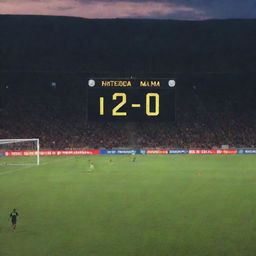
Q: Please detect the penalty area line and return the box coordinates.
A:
[0,157,75,176]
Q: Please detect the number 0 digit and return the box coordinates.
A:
[146,93,159,116]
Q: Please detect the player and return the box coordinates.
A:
[88,160,95,172]
[9,209,19,230]
[131,152,136,162]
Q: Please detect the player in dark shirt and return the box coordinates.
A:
[9,209,19,230]
[131,152,136,162]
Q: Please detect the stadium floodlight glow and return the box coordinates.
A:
[51,82,56,88]
[0,138,40,166]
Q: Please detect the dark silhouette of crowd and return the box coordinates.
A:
[0,80,255,150]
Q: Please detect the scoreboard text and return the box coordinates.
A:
[87,78,175,121]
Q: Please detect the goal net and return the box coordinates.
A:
[0,139,40,166]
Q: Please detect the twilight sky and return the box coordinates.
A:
[0,0,255,20]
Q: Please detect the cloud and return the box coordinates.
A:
[165,0,256,19]
[0,0,255,19]
[0,0,205,19]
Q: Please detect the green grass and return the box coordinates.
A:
[0,155,256,256]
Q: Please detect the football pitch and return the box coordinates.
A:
[0,155,256,256]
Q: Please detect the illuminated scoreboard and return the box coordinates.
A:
[87,78,175,121]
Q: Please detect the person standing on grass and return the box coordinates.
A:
[9,209,19,230]
[131,152,136,162]
[88,160,95,172]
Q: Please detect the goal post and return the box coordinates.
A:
[0,138,40,166]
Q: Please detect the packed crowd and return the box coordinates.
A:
[0,85,255,149]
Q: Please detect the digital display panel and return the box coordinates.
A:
[87,78,175,121]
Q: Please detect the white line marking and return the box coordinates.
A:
[0,157,74,176]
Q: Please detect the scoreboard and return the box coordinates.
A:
[87,78,175,121]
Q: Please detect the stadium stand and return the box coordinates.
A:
[1,78,255,149]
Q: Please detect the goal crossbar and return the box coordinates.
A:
[0,138,39,144]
